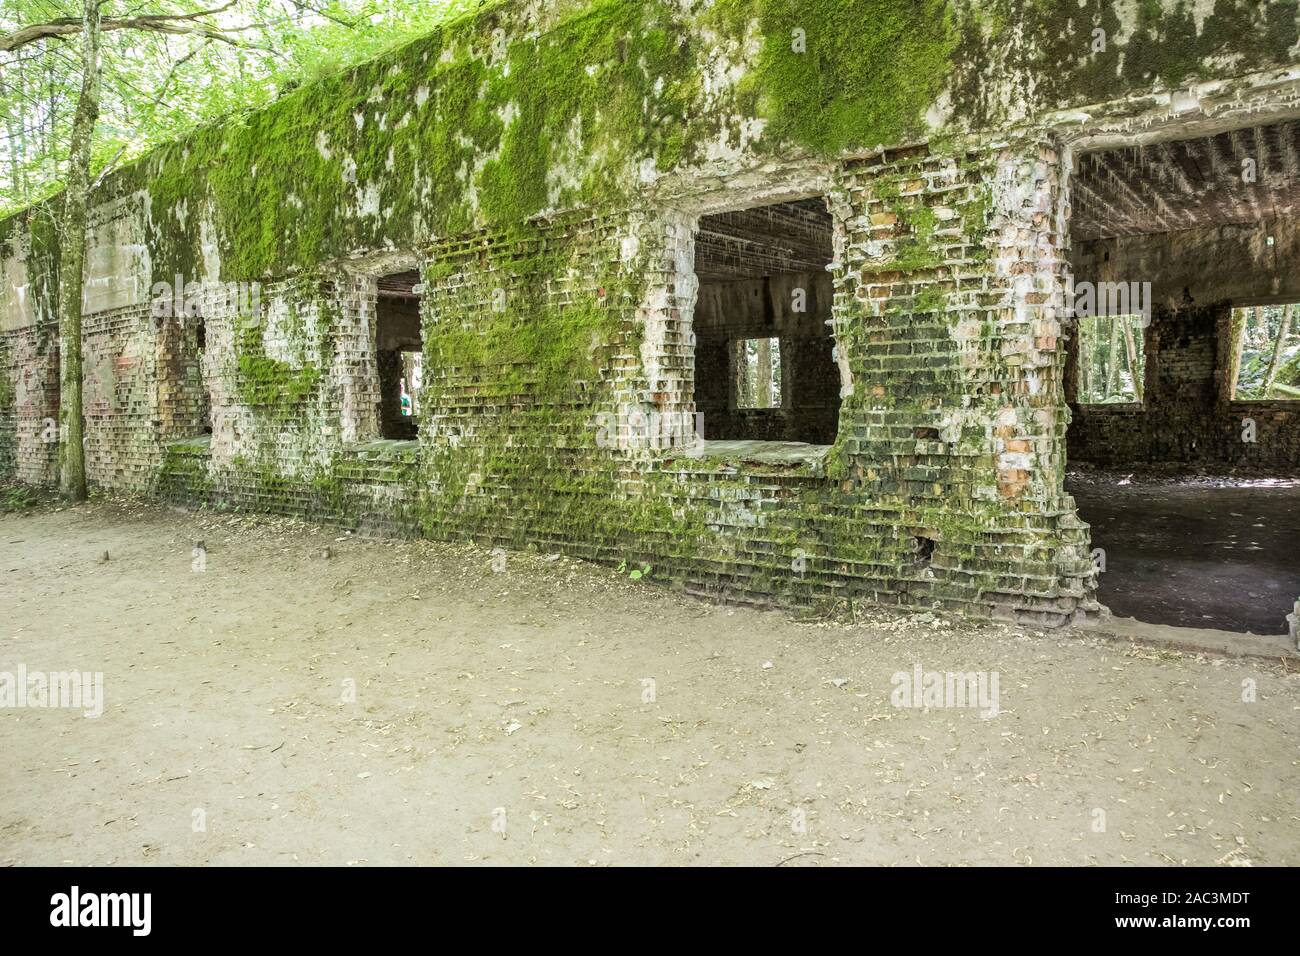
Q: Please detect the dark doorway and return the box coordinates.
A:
[1066,118,1300,635]
[376,270,422,440]
[195,315,211,434]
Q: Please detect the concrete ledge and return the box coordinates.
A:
[695,439,830,466]
[340,439,419,461]
[1089,615,1299,661]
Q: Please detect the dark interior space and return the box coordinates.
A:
[376,270,423,441]
[692,197,839,445]
[1071,475,1300,635]
[195,316,210,434]
[1066,119,1300,635]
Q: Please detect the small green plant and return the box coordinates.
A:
[617,560,652,581]
[1,485,40,513]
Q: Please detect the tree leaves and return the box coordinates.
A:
[0,0,484,214]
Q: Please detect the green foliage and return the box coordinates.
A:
[735,337,781,409]
[1234,304,1300,400]
[617,560,652,580]
[7,0,1300,286]
[1,482,42,511]
[1075,314,1145,405]
[712,0,958,156]
[0,0,491,215]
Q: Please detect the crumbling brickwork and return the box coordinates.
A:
[4,0,1300,628]
[826,138,1095,623]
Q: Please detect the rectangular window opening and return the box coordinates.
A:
[1232,303,1300,401]
[1074,313,1146,405]
[194,315,211,435]
[691,196,838,446]
[734,337,781,409]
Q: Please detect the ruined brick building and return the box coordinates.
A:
[2,0,1299,634]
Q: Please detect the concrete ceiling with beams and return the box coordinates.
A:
[694,198,834,281]
[1071,119,1300,242]
[377,270,421,299]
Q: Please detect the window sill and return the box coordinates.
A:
[341,439,420,461]
[689,439,831,467]
[167,435,212,453]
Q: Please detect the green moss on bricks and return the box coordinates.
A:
[948,0,1298,128]
[8,0,1299,285]
[156,441,213,501]
[709,0,958,156]
[93,0,712,283]
[233,315,322,407]
[1266,1,1300,60]
[0,366,11,413]
[476,1,701,224]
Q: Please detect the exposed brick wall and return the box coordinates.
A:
[5,0,1299,633]
[0,325,58,484]
[156,311,209,440]
[827,138,1095,625]
[146,138,1101,628]
[1067,301,1300,471]
[1,134,1108,629]
[79,306,161,491]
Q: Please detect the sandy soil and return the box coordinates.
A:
[2,499,1298,866]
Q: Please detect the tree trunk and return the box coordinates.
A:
[1262,304,1293,399]
[56,0,101,501]
[755,337,772,408]
[0,73,27,202]
[1227,307,1247,400]
[1106,316,1122,398]
[1121,315,1143,402]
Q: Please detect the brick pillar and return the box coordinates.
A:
[834,136,1098,627]
[11,330,59,485]
[329,272,380,445]
[635,208,697,444]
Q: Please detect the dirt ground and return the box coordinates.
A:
[2,499,1298,866]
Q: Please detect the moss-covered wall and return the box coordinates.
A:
[9,0,1296,289]
[3,0,1299,624]
[0,207,60,485]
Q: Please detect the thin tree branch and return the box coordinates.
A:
[0,2,273,53]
